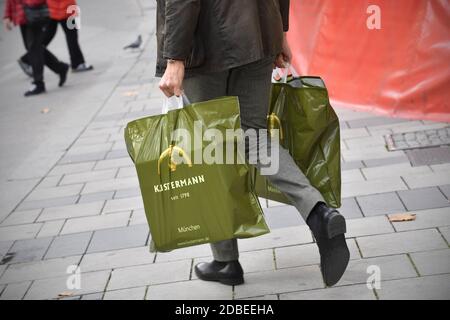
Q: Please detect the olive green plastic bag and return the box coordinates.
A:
[255,76,342,208]
[124,96,269,252]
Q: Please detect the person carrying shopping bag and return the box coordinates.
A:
[155,0,350,287]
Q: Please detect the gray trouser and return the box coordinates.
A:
[183,57,324,262]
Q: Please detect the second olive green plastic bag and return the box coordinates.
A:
[255,76,342,208]
[124,96,269,252]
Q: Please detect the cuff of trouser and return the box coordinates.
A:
[210,239,239,262]
[300,195,325,220]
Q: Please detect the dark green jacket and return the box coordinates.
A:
[155,0,290,77]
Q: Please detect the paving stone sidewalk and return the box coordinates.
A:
[1,14,449,302]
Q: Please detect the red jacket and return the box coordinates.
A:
[46,0,77,21]
[23,0,46,6]
[3,0,26,25]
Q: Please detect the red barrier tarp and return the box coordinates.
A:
[287,0,450,122]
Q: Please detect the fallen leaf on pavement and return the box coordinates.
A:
[123,91,138,97]
[388,213,416,222]
[41,107,50,114]
[57,291,74,298]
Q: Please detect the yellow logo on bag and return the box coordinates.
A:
[267,113,284,141]
[158,144,193,175]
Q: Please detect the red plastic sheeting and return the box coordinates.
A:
[287,0,450,122]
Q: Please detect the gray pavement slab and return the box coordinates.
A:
[60,169,117,186]
[154,244,212,263]
[44,232,92,259]
[114,188,142,199]
[104,286,147,300]
[397,187,450,211]
[48,162,96,177]
[362,155,409,168]
[27,184,83,202]
[36,220,65,238]
[410,249,450,276]
[280,284,376,300]
[86,224,149,253]
[0,223,43,242]
[356,192,405,216]
[24,270,111,300]
[345,216,395,238]
[128,209,148,226]
[391,207,450,232]
[60,211,131,235]
[17,195,79,211]
[146,280,232,300]
[439,184,450,199]
[37,201,104,222]
[78,191,115,204]
[262,205,304,229]
[238,226,313,253]
[339,197,364,219]
[80,246,155,273]
[107,260,191,291]
[0,255,81,284]
[439,226,450,243]
[233,265,324,299]
[0,281,31,300]
[0,209,41,226]
[80,292,104,300]
[3,237,53,264]
[376,274,450,300]
[338,254,417,286]
[357,229,448,258]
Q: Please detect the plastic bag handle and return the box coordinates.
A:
[273,63,299,83]
[161,93,191,114]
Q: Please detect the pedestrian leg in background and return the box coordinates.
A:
[24,21,69,96]
[18,25,33,77]
[59,19,93,72]
[25,22,46,96]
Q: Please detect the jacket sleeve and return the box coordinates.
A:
[4,0,12,20]
[163,0,201,61]
[278,0,290,32]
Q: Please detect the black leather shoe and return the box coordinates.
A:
[24,82,46,97]
[59,63,69,87]
[307,202,350,287]
[195,260,244,286]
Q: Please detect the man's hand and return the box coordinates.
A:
[3,18,13,31]
[274,33,292,68]
[159,59,185,97]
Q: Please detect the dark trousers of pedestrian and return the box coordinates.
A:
[21,22,66,85]
[31,19,85,69]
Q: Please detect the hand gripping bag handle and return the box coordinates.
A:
[161,93,191,114]
[272,63,299,83]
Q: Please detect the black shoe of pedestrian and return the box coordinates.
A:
[307,202,350,287]
[195,260,244,286]
[72,63,94,72]
[24,82,46,97]
[59,63,69,87]
[18,59,33,78]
